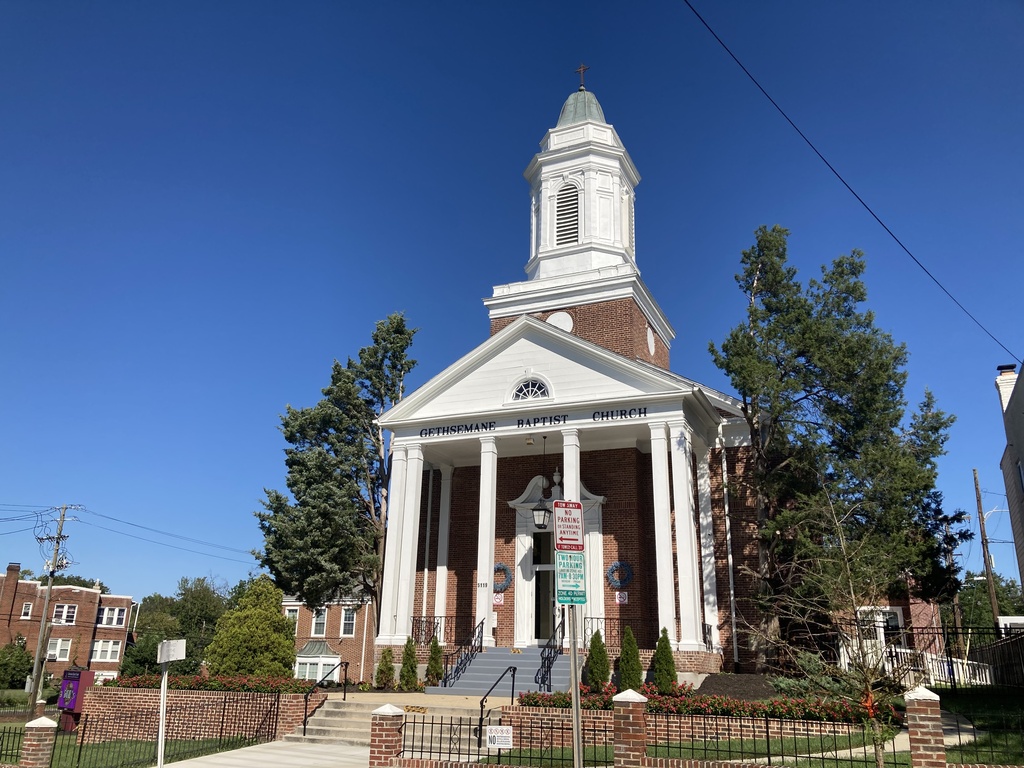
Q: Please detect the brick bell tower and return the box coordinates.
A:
[485,77,675,369]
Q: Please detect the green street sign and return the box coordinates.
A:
[556,552,587,605]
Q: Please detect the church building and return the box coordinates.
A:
[375,82,760,677]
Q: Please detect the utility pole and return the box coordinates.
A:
[973,470,1002,637]
[28,505,69,709]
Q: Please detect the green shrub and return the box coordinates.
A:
[584,631,610,686]
[425,636,444,687]
[651,627,677,693]
[399,638,419,691]
[375,647,395,690]
[0,641,33,690]
[618,626,642,692]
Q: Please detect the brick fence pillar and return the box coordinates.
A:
[905,685,945,768]
[369,704,405,768]
[612,689,648,768]
[20,717,57,768]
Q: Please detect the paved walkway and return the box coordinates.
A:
[167,740,369,768]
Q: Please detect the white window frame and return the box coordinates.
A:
[47,638,71,661]
[341,607,356,637]
[295,655,339,682]
[20,603,32,620]
[285,608,299,625]
[53,604,77,625]
[96,607,126,626]
[312,608,327,637]
[90,639,122,662]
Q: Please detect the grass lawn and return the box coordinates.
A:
[929,686,1024,766]
[49,732,258,768]
[648,734,909,768]
[480,745,613,765]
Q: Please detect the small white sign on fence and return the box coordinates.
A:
[486,725,513,750]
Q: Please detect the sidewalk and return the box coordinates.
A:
[166,741,370,768]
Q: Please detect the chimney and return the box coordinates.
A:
[996,364,1018,413]
[0,564,21,637]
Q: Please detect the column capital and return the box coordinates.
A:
[561,427,580,441]
[438,463,454,480]
[480,435,497,450]
[648,421,668,440]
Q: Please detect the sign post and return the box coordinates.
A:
[554,500,585,768]
[156,639,186,768]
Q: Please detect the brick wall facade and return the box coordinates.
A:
[490,297,670,370]
[284,598,376,684]
[385,439,757,674]
[78,687,323,744]
[0,562,133,682]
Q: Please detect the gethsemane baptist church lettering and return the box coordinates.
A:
[417,407,650,438]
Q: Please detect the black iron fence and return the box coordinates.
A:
[0,725,23,765]
[49,693,279,768]
[943,700,1024,764]
[646,713,901,767]
[400,714,613,766]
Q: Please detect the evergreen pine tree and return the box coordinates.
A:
[425,635,444,687]
[618,626,642,692]
[651,627,677,693]
[374,647,395,690]
[399,637,419,691]
[584,630,610,687]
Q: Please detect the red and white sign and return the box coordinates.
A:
[553,500,585,552]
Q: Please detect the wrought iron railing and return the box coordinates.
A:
[442,620,484,687]
[536,618,564,692]
[583,617,623,648]
[303,660,348,736]
[411,615,469,645]
[478,666,517,747]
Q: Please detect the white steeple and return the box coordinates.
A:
[485,83,675,354]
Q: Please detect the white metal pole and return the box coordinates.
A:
[157,661,168,768]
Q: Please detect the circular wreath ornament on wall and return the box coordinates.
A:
[493,563,513,592]
[606,561,634,589]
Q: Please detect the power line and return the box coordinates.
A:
[680,0,1022,365]
[74,519,257,565]
[78,507,251,555]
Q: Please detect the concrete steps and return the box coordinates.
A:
[282,696,487,746]
[427,647,572,697]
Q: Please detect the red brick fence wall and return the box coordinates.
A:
[369,687,998,768]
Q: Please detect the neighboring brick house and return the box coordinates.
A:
[0,562,134,683]
[283,597,375,684]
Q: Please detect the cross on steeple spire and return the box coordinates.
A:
[575,62,590,91]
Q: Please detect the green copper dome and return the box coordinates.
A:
[556,86,606,126]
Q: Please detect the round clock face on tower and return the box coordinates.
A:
[546,311,574,333]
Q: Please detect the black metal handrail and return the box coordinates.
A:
[443,620,484,687]
[410,615,469,645]
[302,660,348,736]
[535,618,564,692]
[478,665,516,747]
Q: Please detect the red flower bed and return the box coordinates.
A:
[518,682,869,723]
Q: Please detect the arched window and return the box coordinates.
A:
[555,185,579,246]
[511,379,549,401]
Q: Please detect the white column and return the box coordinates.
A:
[649,423,677,645]
[561,428,580,502]
[432,464,453,644]
[395,443,424,640]
[377,444,408,644]
[475,437,498,647]
[670,421,703,651]
[694,435,720,651]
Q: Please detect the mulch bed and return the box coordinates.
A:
[695,673,778,701]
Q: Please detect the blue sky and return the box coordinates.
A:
[2,2,1022,600]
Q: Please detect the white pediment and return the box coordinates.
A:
[380,316,738,429]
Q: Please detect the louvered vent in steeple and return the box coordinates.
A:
[555,185,579,246]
